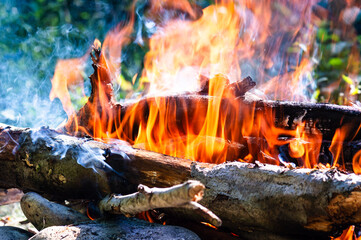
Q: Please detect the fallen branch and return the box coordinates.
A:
[181,201,222,228]
[99,180,221,227]
[99,180,204,215]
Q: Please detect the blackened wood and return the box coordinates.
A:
[62,47,361,169]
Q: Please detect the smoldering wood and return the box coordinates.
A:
[197,74,256,98]
[2,124,361,238]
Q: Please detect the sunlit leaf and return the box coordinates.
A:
[317,28,328,42]
[342,74,353,85]
[328,58,343,68]
[330,34,340,42]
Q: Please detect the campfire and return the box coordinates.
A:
[1,0,361,239]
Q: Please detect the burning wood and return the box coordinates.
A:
[3,1,361,239]
[61,46,361,173]
[2,37,361,240]
[2,124,361,238]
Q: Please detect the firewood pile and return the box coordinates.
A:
[1,45,361,239]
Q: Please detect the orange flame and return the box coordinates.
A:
[49,2,361,239]
[52,0,361,171]
[49,51,89,116]
[332,225,360,240]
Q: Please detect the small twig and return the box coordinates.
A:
[98,180,221,226]
[181,201,222,227]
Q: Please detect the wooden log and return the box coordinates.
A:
[1,124,361,237]
[20,192,89,230]
[60,48,361,169]
[65,78,361,142]
[64,92,361,170]
[30,217,201,240]
[66,46,361,143]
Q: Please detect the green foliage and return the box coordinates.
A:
[313,21,361,104]
[2,0,360,128]
[0,0,132,127]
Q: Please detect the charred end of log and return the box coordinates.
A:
[255,100,361,141]
[89,45,114,105]
[198,75,255,99]
[63,46,117,135]
[198,75,209,95]
[230,76,256,99]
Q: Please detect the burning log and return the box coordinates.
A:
[2,124,361,238]
[61,47,361,170]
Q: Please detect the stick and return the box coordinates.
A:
[99,180,204,215]
[98,180,221,227]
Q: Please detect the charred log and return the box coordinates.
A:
[60,48,361,170]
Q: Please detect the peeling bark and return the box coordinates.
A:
[1,124,361,237]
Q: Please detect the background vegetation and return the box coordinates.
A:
[0,0,360,128]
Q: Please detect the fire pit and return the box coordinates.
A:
[1,0,361,239]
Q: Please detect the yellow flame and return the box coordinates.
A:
[52,0,361,173]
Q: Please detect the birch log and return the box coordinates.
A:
[1,124,361,237]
